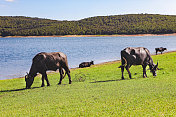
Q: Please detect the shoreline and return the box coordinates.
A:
[1,33,176,38]
[1,50,176,81]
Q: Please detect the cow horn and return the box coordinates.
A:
[156,62,158,67]
[156,62,159,70]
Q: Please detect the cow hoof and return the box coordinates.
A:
[41,84,45,87]
[58,83,61,85]
[47,84,50,86]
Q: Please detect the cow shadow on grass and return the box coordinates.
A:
[89,77,139,83]
[0,87,40,93]
[90,79,122,83]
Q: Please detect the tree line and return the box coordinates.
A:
[0,14,176,37]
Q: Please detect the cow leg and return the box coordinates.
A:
[58,68,64,85]
[142,65,147,78]
[120,66,125,80]
[44,72,50,86]
[63,65,72,84]
[66,69,72,84]
[125,65,132,79]
[41,74,45,87]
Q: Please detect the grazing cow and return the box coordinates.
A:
[79,61,94,68]
[155,47,167,55]
[25,52,72,89]
[119,47,159,79]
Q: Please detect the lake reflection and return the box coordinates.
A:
[0,35,176,80]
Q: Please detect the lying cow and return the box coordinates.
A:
[25,52,72,89]
[119,47,159,79]
[79,61,94,68]
[155,47,167,55]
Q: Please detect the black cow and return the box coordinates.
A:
[79,61,94,68]
[25,52,72,89]
[119,47,159,79]
[155,47,167,55]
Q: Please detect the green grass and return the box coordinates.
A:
[0,52,176,116]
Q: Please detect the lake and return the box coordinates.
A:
[0,35,176,80]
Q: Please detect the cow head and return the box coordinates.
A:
[91,61,94,65]
[25,72,34,89]
[150,62,159,76]
[164,48,167,51]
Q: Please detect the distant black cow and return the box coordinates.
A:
[25,52,72,89]
[79,61,94,68]
[155,47,167,55]
[119,47,159,79]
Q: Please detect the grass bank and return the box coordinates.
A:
[0,52,176,116]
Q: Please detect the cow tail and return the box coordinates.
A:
[61,68,67,79]
[62,68,71,79]
[144,48,153,64]
[118,57,127,68]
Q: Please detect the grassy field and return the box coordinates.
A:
[0,52,176,116]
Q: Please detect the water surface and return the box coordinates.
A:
[0,36,176,80]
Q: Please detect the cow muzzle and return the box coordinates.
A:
[153,72,157,76]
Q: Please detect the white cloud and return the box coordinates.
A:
[5,0,14,2]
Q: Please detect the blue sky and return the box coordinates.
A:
[0,0,176,21]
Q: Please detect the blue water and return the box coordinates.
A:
[0,36,176,80]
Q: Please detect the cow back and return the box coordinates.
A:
[32,52,67,71]
[122,47,151,65]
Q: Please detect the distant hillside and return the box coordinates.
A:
[0,14,176,36]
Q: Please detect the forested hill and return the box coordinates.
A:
[0,14,176,36]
